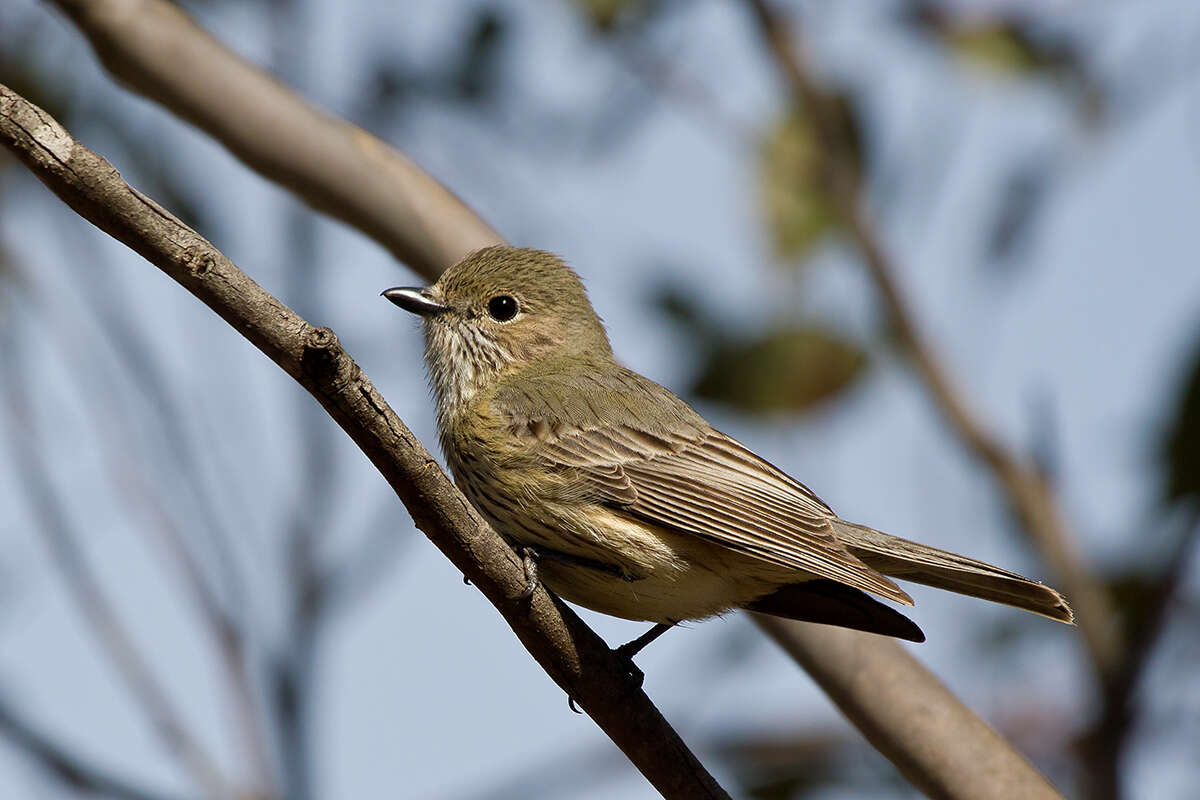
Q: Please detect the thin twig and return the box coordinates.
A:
[0,699,189,800]
[0,83,730,800]
[0,339,230,797]
[742,0,1119,676]
[23,275,277,796]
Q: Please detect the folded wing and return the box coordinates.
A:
[539,422,912,606]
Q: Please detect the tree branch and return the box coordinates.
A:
[742,0,1118,676]
[0,698,188,800]
[0,84,728,800]
[47,0,502,282]
[753,616,1063,800]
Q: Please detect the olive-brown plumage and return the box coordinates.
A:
[384,246,1073,641]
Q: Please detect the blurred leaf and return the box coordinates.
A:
[452,8,508,102]
[761,113,830,260]
[692,324,868,414]
[905,5,1072,76]
[1163,329,1200,504]
[653,285,704,330]
[573,0,649,32]
[1105,569,1160,633]
[986,156,1054,266]
[760,101,859,261]
[948,25,1055,75]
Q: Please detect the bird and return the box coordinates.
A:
[383,245,1073,656]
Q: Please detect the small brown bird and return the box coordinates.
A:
[384,246,1072,653]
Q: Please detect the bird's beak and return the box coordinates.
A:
[381,286,450,317]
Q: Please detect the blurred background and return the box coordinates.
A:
[1,0,1199,798]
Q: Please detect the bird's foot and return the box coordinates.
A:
[612,622,675,689]
[519,546,540,600]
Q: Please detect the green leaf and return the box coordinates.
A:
[760,113,833,260]
[760,100,859,261]
[691,324,868,415]
[948,25,1050,74]
[572,0,647,31]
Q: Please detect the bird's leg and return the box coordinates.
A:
[616,622,675,660]
[612,622,675,688]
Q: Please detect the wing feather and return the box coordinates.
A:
[539,422,911,605]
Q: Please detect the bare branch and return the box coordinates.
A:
[1080,509,1200,800]
[0,84,729,800]
[0,699,188,800]
[753,616,1064,800]
[47,0,502,281]
[23,281,277,796]
[742,0,1119,676]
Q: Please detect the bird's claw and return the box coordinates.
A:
[519,546,539,600]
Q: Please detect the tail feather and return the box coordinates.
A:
[832,521,1075,625]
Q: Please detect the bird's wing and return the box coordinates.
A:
[538,421,912,605]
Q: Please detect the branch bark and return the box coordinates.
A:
[754,615,1063,800]
[0,83,728,800]
[47,0,502,282]
[743,0,1118,676]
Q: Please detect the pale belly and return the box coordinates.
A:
[469,488,793,622]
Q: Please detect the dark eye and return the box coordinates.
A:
[487,295,519,322]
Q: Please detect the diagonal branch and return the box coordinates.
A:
[0,84,729,800]
[743,0,1119,677]
[0,698,188,800]
[47,0,502,282]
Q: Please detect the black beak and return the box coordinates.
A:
[382,287,450,317]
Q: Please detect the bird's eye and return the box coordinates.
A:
[487,295,519,322]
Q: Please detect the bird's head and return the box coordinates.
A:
[384,246,612,409]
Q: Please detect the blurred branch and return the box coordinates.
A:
[59,232,248,615]
[743,0,1119,676]
[753,615,1063,800]
[0,699,187,800]
[320,498,411,618]
[0,345,230,796]
[23,276,277,797]
[48,0,502,281]
[0,84,729,800]
[1080,509,1200,800]
[615,40,757,150]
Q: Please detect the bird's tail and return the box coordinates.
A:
[832,520,1075,624]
